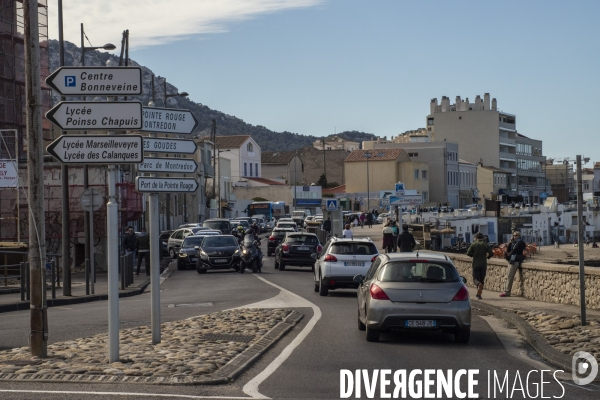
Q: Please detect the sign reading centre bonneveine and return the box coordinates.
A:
[45,66,142,96]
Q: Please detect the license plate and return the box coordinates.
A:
[344,262,365,267]
[213,259,228,263]
[405,320,436,328]
[297,246,309,251]
[189,257,196,262]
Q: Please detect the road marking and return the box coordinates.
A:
[241,275,322,399]
[0,390,249,399]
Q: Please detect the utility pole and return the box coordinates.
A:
[576,155,587,326]
[58,0,71,296]
[322,136,326,183]
[24,0,47,357]
[81,23,90,269]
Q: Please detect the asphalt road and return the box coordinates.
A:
[1,242,599,399]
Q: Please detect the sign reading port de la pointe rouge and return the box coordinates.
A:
[141,107,198,135]
[46,135,144,164]
[45,66,142,96]
[46,101,143,131]
[135,177,198,193]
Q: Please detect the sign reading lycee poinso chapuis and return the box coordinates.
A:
[46,135,144,164]
[46,101,143,130]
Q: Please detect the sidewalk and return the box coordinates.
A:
[0,267,154,314]
[469,286,600,373]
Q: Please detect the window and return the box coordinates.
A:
[423,191,429,201]
[249,163,253,177]
[414,169,419,179]
[247,143,253,152]
[408,152,418,157]
[244,162,247,177]
[422,170,427,179]
[584,182,590,190]
[378,262,459,283]
[427,118,434,125]
[255,163,259,177]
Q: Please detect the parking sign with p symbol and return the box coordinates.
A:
[65,76,76,87]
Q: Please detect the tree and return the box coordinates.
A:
[317,173,327,187]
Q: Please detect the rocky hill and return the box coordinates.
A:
[48,40,376,151]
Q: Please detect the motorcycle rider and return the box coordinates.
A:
[247,223,263,272]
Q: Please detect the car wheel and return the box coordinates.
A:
[358,311,366,331]
[366,325,380,342]
[196,266,207,274]
[169,248,177,259]
[454,328,470,344]
[319,276,328,296]
[233,264,240,272]
[279,260,285,271]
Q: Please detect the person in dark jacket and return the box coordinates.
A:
[122,227,137,255]
[500,231,527,297]
[466,232,493,299]
[323,217,332,234]
[366,212,373,228]
[397,224,416,252]
[136,227,150,276]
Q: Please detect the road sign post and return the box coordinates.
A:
[45,101,143,131]
[141,106,198,134]
[326,199,339,211]
[135,177,199,193]
[80,188,102,295]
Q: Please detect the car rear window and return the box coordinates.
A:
[183,237,203,247]
[378,262,459,283]
[203,221,230,232]
[272,231,288,239]
[330,242,378,255]
[286,235,319,244]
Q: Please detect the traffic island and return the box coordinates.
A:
[0,308,303,385]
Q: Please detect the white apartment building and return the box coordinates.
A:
[213,135,262,186]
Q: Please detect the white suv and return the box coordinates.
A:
[312,237,379,296]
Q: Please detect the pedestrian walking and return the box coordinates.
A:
[122,227,137,255]
[394,205,400,222]
[500,231,526,297]
[391,221,399,252]
[352,216,359,228]
[382,222,394,253]
[397,224,416,252]
[366,212,373,228]
[323,217,332,236]
[343,224,353,239]
[466,232,493,299]
[359,213,365,228]
[136,227,150,276]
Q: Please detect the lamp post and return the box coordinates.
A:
[293,151,303,210]
[364,151,371,211]
[217,149,230,218]
[80,23,116,280]
[162,78,189,229]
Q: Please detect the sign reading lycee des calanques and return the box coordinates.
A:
[46,135,144,164]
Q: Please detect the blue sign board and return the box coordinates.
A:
[326,199,338,211]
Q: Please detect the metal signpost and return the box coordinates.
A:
[141,106,198,134]
[138,157,197,173]
[80,188,102,294]
[135,177,198,193]
[45,66,142,96]
[143,137,197,154]
[45,101,143,131]
[46,135,144,164]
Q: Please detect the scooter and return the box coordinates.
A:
[239,233,263,273]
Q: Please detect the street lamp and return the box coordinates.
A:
[293,151,304,210]
[364,151,371,212]
[217,149,230,218]
[162,78,189,229]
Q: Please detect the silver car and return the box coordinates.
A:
[355,252,471,343]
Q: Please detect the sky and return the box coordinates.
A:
[48,0,600,162]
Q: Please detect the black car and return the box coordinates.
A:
[177,235,206,270]
[196,235,242,274]
[274,232,322,271]
[159,230,174,257]
[203,219,232,234]
[267,228,295,256]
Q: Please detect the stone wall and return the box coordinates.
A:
[449,254,600,309]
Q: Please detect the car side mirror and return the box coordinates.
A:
[460,276,467,284]
[310,253,318,260]
[353,274,364,284]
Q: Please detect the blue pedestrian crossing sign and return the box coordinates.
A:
[326,199,338,211]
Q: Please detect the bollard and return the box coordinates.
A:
[120,255,125,290]
[20,262,25,301]
[51,258,56,299]
[128,253,134,286]
[85,258,90,295]
[25,262,30,301]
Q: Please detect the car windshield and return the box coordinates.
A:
[286,235,318,244]
[378,261,459,283]
[272,231,289,239]
[191,227,210,234]
[203,221,230,231]
[182,237,203,248]
[330,242,378,255]
[243,234,256,245]
[235,220,249,228]
[202,236,238,248]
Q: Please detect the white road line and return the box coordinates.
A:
[0,390,249,399]
[242,275,322,399]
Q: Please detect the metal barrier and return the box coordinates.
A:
[1,263,21,287]
[120,253,134,290]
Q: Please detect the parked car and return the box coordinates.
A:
[177,234,217,270]
[376,213,390,224]
[275,221,298,231]
[203,219,232,234]
[159,230,174,257]
[267,228,295,256]
[231,219,250,230]
[354,252,471,343]
[312,237,379,296]
[274,232,322,271]
[167,228,197,258]
[196,235,242,274]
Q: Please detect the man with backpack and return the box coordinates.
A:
[500,231,526,297]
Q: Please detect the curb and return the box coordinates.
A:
[0,309,304,385]
[0,279,151,314]
[474,301,573,372]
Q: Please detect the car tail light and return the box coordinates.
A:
[316,245,322,253]
[324,254,337,262]
[371,256,378,262]
[282,243,289,253]
[369,284,390,300]
[329,280,336,286]
[452,285,469,301]
[269,236,276,241]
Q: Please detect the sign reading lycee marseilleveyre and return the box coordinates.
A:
[46,135,144,164]
[45,67,142,96]
[46,101,143,131]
